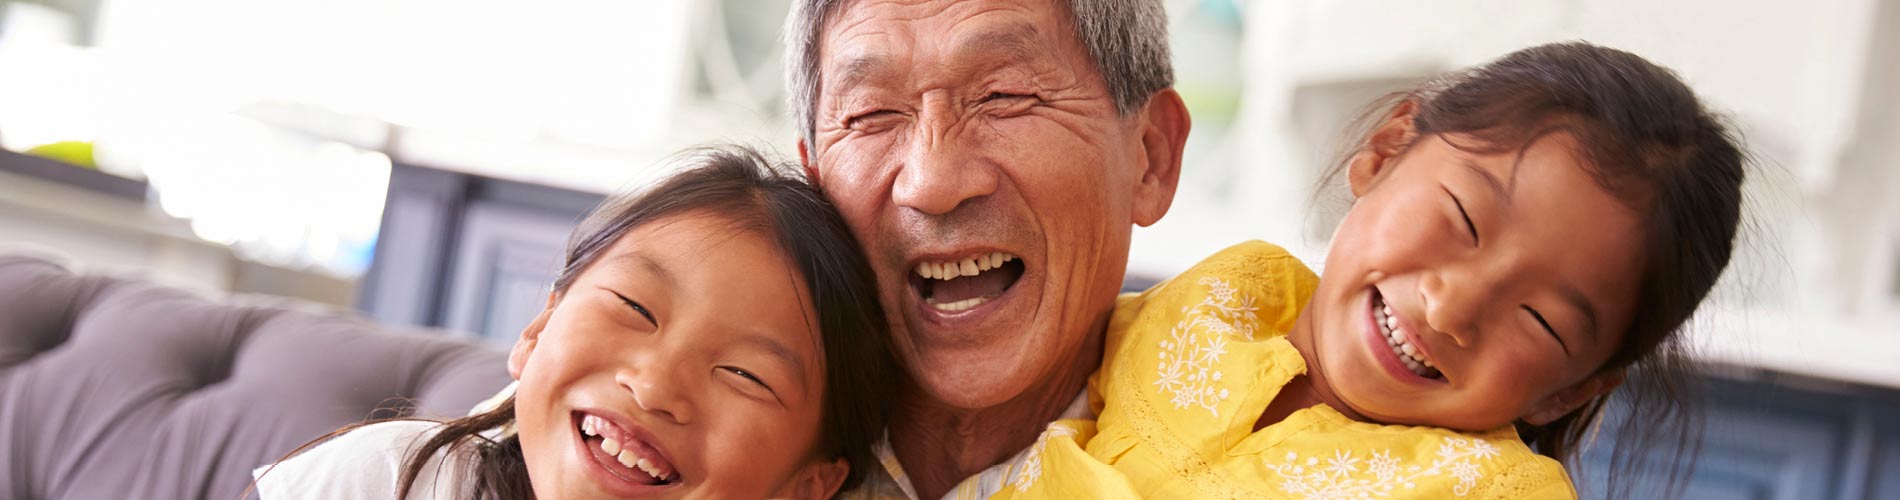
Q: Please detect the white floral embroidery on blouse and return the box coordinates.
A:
[1009,423,1079,492]
[1154,276,1260,418]
[1262,436,1506,498]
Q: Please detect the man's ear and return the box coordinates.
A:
[1346,100,1421,198]
[770,457,848,500]
[798,139,819,183]
[1131,88,1191,227]
[507,292,560,380]
[1522,369,1625,426]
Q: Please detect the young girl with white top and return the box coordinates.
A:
[253,145,899,499]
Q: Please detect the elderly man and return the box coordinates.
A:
[786,0,1190,498]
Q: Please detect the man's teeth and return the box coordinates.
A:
[1376,299,1439,378]
[915,252,1016,280]
[599,437,671,482]
[932,297,988,312]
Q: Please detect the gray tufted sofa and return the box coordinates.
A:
[0,253,511,500]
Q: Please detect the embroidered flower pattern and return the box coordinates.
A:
[1262,437,1505,498]
[1010,424,1079,492]
[1154,277,1259,418]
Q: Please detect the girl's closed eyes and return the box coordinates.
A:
[254,146,898,500]
[992,41,1749,500]
[514,212,835,497]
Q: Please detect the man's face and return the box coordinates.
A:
[803,0,1173,408]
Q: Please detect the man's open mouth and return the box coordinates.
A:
[910,251,1025,312]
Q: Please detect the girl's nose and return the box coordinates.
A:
[621,360,694,425]
[1418,272,1477,347]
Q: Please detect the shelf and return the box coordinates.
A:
[0,149,146,201]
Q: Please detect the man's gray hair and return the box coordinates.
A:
[783,0,1173,154]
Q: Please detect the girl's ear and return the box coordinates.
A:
[773,458,848,500]
[1347,100,1422,198]
[1522,369,1625,425]
[508,292,561,380]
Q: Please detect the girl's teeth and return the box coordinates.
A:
[634,459,666,480]
[617,449,639,468]
[603,437,672,481]
[1378,295,1437,377]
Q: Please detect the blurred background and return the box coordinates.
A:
[0,0,1894,498]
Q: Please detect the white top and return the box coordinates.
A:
[251,421,477,500]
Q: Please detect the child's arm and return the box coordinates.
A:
[250,420,451,499]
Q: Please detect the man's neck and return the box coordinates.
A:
[888,333,1102,500]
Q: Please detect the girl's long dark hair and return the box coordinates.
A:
[257,145,897,499]
[1323,42,1747,498]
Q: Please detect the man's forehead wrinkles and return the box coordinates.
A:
[832,46,1061,105]
[951,21,1047,65]
[824,1,1058,83]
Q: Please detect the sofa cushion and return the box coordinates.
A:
[0,254,511,500]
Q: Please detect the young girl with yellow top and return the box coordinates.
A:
[993,42,1746,499]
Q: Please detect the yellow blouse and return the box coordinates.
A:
[992,241,1576,499]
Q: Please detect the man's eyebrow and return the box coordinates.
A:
[835,53,892,93]
[831,22,1047,92]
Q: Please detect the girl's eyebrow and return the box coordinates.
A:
[1461,159,1510,201]
[734,333,810,394]
[611,253,677,288]
[1559,285,1601,344]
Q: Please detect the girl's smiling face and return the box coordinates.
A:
[508,211,847,500]
[1295,108,1646,431]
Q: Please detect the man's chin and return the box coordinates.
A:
[898,348,1046,410]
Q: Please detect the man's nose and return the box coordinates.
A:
[891,120,997,215]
